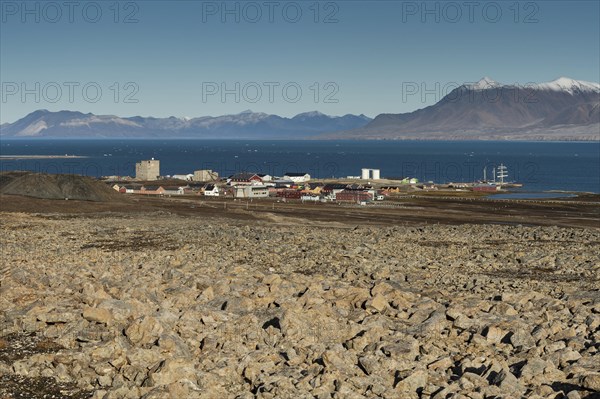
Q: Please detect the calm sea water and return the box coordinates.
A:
[1,140,599,193]
[489,193,578,200]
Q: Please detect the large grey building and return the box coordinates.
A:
[136,159,160,181]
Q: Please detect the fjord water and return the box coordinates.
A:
[1,140,598,193]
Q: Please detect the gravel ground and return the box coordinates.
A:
[0,211,599,398]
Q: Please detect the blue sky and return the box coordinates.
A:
[1,0,599,123]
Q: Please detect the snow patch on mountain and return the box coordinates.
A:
[294,111,328,118]
[468,77,502,90]
[59,116,142,128]
[533,77,600,94]
[19,120,47,136]
[465,77,599,95]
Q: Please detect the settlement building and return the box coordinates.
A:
[472,184,500,192]
[277,189,303,199]
[272,179,294,188]
[228,173,263,185]
[120,184,142,194]
[304,183,324,195]
[336,189,373,203]
[194,170,219,182]
[162,186,185,195]
[322,183,349,200]
[203,184,220,196]
[283,172,311,183]
[135,159,160,181]
[301,195,320,202]
[257,174,273,182]
[172,174,194,181]
[361,169,381,180]
[140,185,164,195]
[234,185,269,198]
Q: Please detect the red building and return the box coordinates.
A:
[335,190,373,203]
[276,189,303,199]
[472,185,500,192]
[229,173,263,185]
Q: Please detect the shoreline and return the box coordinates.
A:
[0,155,88,160]
[1,137,600,142]
[1,190,598,229]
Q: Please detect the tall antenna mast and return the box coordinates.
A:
[483,167,487,182]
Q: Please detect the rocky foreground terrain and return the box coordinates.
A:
[0,211,599,398]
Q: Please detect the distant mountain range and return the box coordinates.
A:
[2,77,598,141]
[328,77,599,141]
[0,110,371,139]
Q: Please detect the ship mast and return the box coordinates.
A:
[497,163,508,185]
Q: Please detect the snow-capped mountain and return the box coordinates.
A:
[532,77,600,94]
[3,77,597,141]
[0,110,371,139]
[466,77,600,94]
[328,77,599,141]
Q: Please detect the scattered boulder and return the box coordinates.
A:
[1,212,598,398]
[125,317,164,348]
[83,307,113,325]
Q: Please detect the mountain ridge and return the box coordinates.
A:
[324,77,600,141]
[3,77,598,141]
[0,110,372,139]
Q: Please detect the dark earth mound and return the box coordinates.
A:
[0,172,123,202]
[0,333,92,399]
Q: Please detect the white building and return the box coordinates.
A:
[203,184,220,197]
[283,172,311,183]
[301,195,320,202]
[171,174,193,181]
[162,186,186,195]
[361,168,381,180]
[234,185,269,198]
[257,174,273,182]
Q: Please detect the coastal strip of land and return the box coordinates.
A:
[0,155,88,160]
[2,191,597,229]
